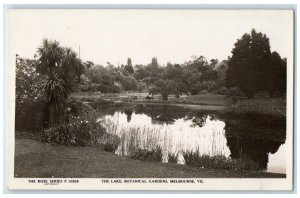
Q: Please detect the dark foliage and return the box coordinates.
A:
[226,29,286,98]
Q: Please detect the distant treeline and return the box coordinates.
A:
[78,29,286,100]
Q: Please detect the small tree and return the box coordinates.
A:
[149,79,176,100]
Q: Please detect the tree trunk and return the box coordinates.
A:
[175,93,180,98]
[48,102,55,128]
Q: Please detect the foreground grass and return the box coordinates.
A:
[15,136,285,178]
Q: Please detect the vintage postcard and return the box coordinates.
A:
[6,8,294,190]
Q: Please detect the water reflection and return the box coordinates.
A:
[95,104,286,173]
[225,136,283,169]
[100,112,230,164]
[267,144,286,173]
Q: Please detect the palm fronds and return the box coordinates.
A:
[37,39,81,108]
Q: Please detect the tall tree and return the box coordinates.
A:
[124,57,134,74]
[226,29,272,98]
[127,57,132,66]
[151,57,158,68]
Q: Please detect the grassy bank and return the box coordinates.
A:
[15,135,285,178]
[71,92,230,106]
[71,92,285,116]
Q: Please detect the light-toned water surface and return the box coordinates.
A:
[96,104,286,173]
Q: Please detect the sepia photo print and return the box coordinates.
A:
[6,8,294,190]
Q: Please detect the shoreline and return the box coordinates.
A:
[71,92,286,117]
[14,136,286,178]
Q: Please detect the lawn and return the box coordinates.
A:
[14,135,285,178]
[171,94,231,106]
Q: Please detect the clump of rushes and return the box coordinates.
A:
[183,150,259,171]
[131,146,163,162]
[168,153,178,163]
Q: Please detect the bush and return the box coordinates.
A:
[16,58,45,120]
[42,100,121,151]
[41,116,107,146]
[137,81,147,92]
[120,76,138,91]
[64,99,95,117]
[226,87,245,104]
[218,86,229,95]
[199,90,209,94]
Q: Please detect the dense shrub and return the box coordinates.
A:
[120,76,138,91]
[41,116,107,146]
[63,100,95,118]
[16,58,45,119]
[199,90,209,94]
[42,100,120,151]
[226,87,245,103]
[137,81,147,92]
[200,81,217,92]
[15,103,47,131]
[218,86,229,95]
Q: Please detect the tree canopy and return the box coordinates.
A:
[226,29,286,98]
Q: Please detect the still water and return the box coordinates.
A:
[94,104,286,173]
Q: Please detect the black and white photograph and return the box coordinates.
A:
[5,8,294,191]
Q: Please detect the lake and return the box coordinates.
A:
[93,103,286,173]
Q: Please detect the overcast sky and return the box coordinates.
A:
[8,9,293,66]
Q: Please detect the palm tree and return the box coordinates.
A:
[37,39,78,127]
